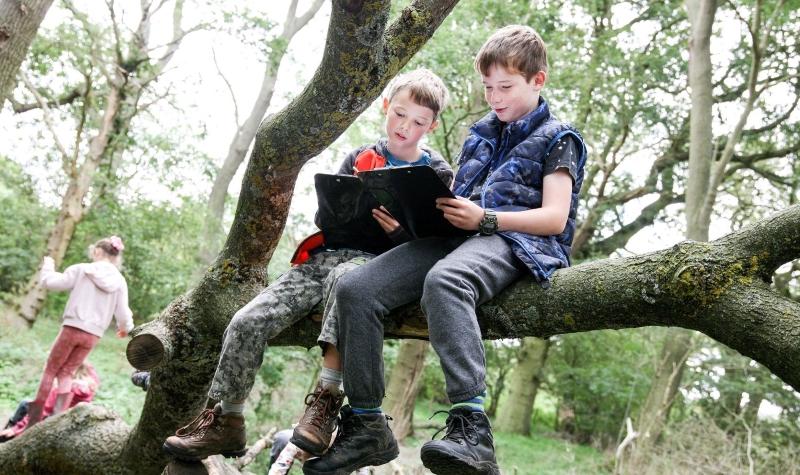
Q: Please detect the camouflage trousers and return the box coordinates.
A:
[317,255,372,349]
[209,248,373,402]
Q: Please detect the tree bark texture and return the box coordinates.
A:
[0,404,129,475]
[383,339,429,440]
[0,0,53,105]
[495,337,550,435]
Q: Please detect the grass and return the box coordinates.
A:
[494,432,611,474]
[0,317,610,474]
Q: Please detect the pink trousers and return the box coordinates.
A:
[34,325,99,403]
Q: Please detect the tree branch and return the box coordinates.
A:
[10,87,81,113]
[133,205,800,394]
[18,71,74,173]
[293,0,326,35]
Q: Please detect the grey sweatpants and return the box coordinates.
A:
[335,234,526,408]
[209,248,372,402]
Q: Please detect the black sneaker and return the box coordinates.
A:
[302,405,399,475]
[420,407,500,475]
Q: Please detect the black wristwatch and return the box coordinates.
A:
[478,209,498,235]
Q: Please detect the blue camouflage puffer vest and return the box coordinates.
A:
[452,97,587,286]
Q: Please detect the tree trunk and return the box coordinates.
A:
[485,366,507,418]
[629,330,692,465]
[495,337,550,435]
[0,0,54,105]
[383,339,429,440]
[200,0,325,263]
[628,0,717,463]
[684,0,716,242]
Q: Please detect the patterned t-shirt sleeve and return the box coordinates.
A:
[543,135,580,183]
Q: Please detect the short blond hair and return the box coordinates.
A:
[385,68,449,119]
[475,25,548,80]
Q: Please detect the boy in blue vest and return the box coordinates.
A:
[303,26,587,475]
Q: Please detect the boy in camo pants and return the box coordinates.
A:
[162,68,453,462]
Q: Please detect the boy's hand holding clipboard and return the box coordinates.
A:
[314,166,474,252]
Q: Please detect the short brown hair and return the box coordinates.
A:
[385,68,449,119]
[475,25,548,80]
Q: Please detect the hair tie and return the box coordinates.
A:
[109,235,125,252]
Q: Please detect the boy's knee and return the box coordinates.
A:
[422,265,476,310]
[423,266,458,297]
[333,271,361,306]
[228,307,258,333]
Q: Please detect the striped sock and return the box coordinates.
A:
[351,406,383,415]
[451,392,486,413]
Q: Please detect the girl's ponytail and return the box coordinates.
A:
[93,236,125,267]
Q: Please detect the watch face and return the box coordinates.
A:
[480,211,498,235]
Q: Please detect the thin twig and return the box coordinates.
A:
[212,47,240,127]
[234,427,278,469]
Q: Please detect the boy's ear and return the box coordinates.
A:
[530,71,547,90]
[427,119,439,132]
[382,97,390,113]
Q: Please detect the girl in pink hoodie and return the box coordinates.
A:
[27,235,134,427]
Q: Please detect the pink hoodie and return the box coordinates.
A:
[39,260,134,337]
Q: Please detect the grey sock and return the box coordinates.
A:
[220,400,245,415]
[319,367,343,390]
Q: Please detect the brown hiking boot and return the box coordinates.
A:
[162,404,247,461]
[290,382,345,456]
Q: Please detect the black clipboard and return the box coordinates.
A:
[315,166,473,245]
[314,174,395,254]
[359,166,474,239]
